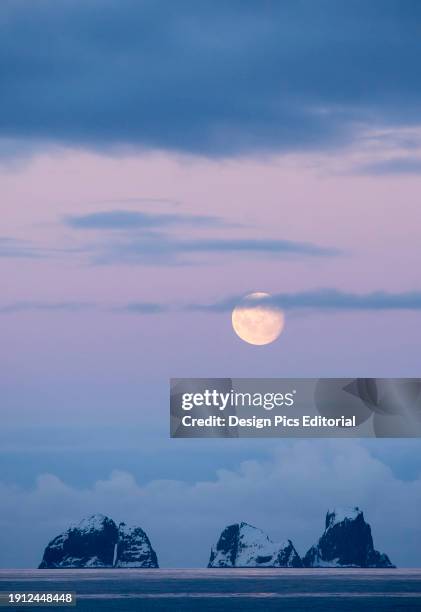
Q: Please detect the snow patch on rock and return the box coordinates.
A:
[208,522,302,568]
[326,507,362,529]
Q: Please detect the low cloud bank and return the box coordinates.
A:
[1,441,420,568]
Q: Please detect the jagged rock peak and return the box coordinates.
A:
[208,522,302,568]
[39,514,158,568]
[303,507,394,568]
[326,507,362,530]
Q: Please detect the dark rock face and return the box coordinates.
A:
[209,524,239,567]
[39,514,158,568]
[39,514,118,569]
[116,523,158,568]
[208,522,302,568]
[303,508,394,568]
[276,540,302,568]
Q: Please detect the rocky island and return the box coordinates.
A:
[208,509,394,568]
[208,522,302,567]
[39,514,158,568]
[303,507,394,568]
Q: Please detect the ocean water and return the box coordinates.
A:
[1,569,421,611]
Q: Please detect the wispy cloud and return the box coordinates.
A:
[116,302,168,315]
[188,289,421,313]
[355,157,421,175]
[90,235,339,265]
[0,302,95,314]
[0,222,339,266]
[4,289,421,316]
[64,210,339,265]
[181,239,337,256]
[0,237,47,259]
[0,237,86,261]
[65,210,230,230]
[0,301,168,315]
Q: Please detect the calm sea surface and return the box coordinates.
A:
[1,569,420,611]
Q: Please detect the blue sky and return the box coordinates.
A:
[1,0,421,568]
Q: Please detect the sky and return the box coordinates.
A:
[1,0,421,567]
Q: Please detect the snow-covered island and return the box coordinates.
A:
[209,509,394,568]
[39,514,158,568]
[208,522,302,568]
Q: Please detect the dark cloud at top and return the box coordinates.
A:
[2,1,421,157]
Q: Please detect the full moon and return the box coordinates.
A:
[231,292,285,345]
